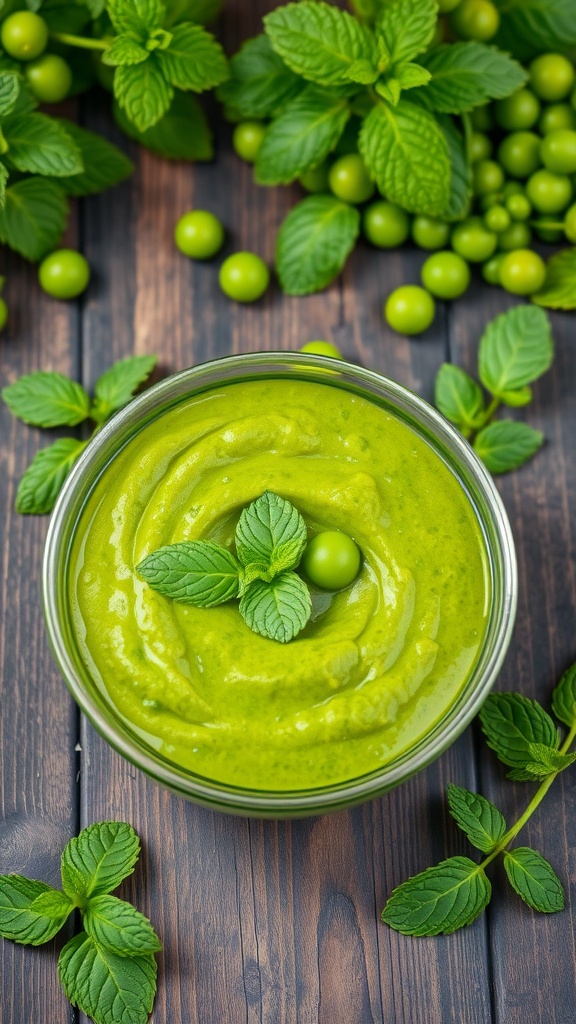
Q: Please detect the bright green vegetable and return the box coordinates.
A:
[174,210,224,259]
[496,220,532,251]
[529,53,575,102]
[302,530,361,590]
[299,162,329,192]
[219,251,270,302]
[505,193,532,221]
[469,131,492,162]
[233,121,266,162]
[481,253,503,284]
[498,249,547,295]
[497,131,541,178]
[328,153,374,204]
[473,158,504,195]
[25,55,73,104]
[363,200,410,247]
[450,0,500,41]
[539,103,576,135]
[412,215,451,250]
[38,249,90,300]
[421,250,470,299]
[526,168,573,213]
[299,340,341,357]
[385,285,435,335]
[451,216,497,261]
[540,129,576,174]
[495,89,541,131]
[1,11,48,61]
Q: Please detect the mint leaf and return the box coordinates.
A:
[395,61,431,90]
[137,542,241,607]
[114,56,173,132]
[525,742,576,775]
[437,114,472,220]
[504,848,564,913]
[434,364,484,430]
[2,371,90,427]
[276,194,360,295]
[418,43,527,114]
[495,0,576,62]
[84,895,162,957]
[91,354,156,423]
[478,305,553,396]
[16,438,86,515]
[375,77,400,106]
[382,856,491,936]
[376,0,437,63]
[217,33,304,119]
[235,491,308,572]
[113,91,213,160]
[0,161,8,207]
[359,99,451,217]
[551,661,576,728]
[0,177,67,261]
[54,122,133,198]
[0,877,72,945]
[61,822,140,901]
[473,421,544,474]
[0,71,19,116]
[107,0,161,35]
[446,784,507,854]
[479,693,559,771]
[532,248,576,311]
[3,114,83,177]
[264,1,376,87]
[58,932,157,1024]
[159,23,228,91]
[499,386,533,408]
[255,87,349,185]
[344,58,379,85]
[102,34,150,67]
[239,571,312,643]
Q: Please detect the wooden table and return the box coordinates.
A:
[2,5,576,1022]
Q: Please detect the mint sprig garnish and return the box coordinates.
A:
[382,661,576,936]
[0,821,160,1024]
[434,306,553,474]
[2,355,157,514]
[137,491,316,643]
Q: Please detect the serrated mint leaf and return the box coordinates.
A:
[504,848,564,913]
[276,194,360,295]
[91,355,156,423]
[344,58,379,85]
[54,121,133,198]
[0,162,8,207]
[113,91,213,161]
[376,0,437,63]
[255,87,349,185]
[532,248,576,310]
[446,784,507,854]
[61,822,140,901]
[359,99,451,217]
[418,43,527,114]
[107,0,161,35]
[375,77,401,106]
[114,56,173,132]
[437,113,472,221]
[499,386,533,408]
[217,33,304,119]
[479,693,559,771]
[495,0,576,62]
[16,439,86,515]
[137,542,241,607]
[382,856,491,936]
[395,61,431,90]
[0,71,19,116]
[478,305,553,396]
[58,932,157,1024]
[84,895,162,957]
[0,177,67,261]
[264,1,376,87]
[526,742,576,774]
[3,114,83,177]
[552,661,576,728]
[159,23,228,91]
[102,34,150,67]
[473,421,544,474]
[434,364,484,430]
[235,491,308,572]
[2,371,90,427]
[239,571,311,643]
[0,877,72,945]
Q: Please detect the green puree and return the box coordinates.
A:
[70,379,490,791]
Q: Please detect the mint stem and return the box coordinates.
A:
[50,31,109,51]
[480,720,576,869]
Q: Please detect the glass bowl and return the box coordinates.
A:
[43,353,517,817]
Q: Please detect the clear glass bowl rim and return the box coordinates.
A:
[43,352,518,817]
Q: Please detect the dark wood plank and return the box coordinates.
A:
[0,234,80,1018]
[449,285,576,1024]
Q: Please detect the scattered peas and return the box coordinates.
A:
[302,531,361,590]
[38,250,90,300]
[1,11,48,60]
[421,251,471,300]
[232,122,266,163]
[498,249,547,295]
[219,252,269,302]
[299,163,329,193]
[451,217,497,262]
[328,154,375,204]
[174,211,224,259]
[300,341,342,358]
[363,200,410,248]
[385,286,436,336]
[412,216,451,250]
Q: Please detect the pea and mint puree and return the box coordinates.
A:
[70,379,490,791]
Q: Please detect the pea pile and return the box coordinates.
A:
[1,11,72,103]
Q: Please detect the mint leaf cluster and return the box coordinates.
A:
[381,661,576,936]
[2,355,157,513]
[0,68,132,260]
[218,0,526,293]
[0,821,161,1024]
[434,305,554,474]
[137,490,313,643]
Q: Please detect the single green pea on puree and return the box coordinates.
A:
[69,379,490,791]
